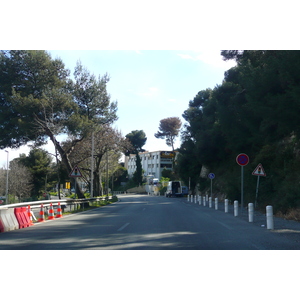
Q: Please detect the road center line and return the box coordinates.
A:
[216,220,232,230]
[117,222,130,232]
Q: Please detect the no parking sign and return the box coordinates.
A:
[236,153,249,166]
[236,153,249,211]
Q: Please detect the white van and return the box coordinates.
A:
[166,181,183,197]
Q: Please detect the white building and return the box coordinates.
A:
[124,150,176,181]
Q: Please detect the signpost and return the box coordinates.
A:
[252,163,266,207]
[236,153,249,212]
[208,173,215,199]
[69,165,83,199]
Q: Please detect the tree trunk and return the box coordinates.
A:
[47,131,86,199]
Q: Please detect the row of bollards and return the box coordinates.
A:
[187,194,274,230]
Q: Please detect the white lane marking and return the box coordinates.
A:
[216,220,232,230]
[117,222,130,231]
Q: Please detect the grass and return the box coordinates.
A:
[275,208,300,222]
[62,196,118,215]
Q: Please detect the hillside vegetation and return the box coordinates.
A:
[177,51,300,214]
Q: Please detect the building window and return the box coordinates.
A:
[160,163,172,168]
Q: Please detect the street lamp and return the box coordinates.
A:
[5,150,9,205]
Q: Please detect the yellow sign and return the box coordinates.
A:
[160,151,175,158]
[65,182,70,189]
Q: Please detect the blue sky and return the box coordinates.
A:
[0,50,236,167]
[1,1,296,168]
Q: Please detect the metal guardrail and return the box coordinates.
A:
[0,196,114,210]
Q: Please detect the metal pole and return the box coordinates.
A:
[106,151,109,196]
[90,131,94,198]
[210,178,212,200]
[241,166,244,213]
[255,176,260,208]
[5,150,9,205]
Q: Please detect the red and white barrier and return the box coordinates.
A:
[0,218,5,233]
[14,207,33,229]
[0,208,19,232]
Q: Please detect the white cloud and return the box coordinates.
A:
[177,54,195,60]
[136,87,159,97]
[178,50,237,69]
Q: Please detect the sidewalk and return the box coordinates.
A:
[186,197,300,232]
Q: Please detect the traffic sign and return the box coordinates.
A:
[252,163,266,177]
[236,153,249,166]
[69,165,82,177]
[208,173,215,179]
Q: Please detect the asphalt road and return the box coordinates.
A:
[1,194,300,250]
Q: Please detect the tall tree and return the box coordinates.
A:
[125,130,147,185]
[125,130,147,154]
[180,50,300,212]
[64,125,130,196]
[154,117,182,151]
[7,160,33,201]
[18,148,52,197]
[0,51,118,198]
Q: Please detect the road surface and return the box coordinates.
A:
[1,194,300,250]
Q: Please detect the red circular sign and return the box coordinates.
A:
[236,153,249,166]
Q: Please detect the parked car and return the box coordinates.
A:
[0,196,5,205]
[182,186,188,196]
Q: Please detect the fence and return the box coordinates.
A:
[0,196,114,233]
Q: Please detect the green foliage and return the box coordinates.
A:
[132,154,143,185]
[125,130,147,155]
[112,166,128,189]
[17,148,53,196]
[0,51,118,199]
[160,176,170,182]
[154,117,182,150]
[161,168,178,181]
[179,50,300,213]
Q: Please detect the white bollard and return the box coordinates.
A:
[194,195,197,204]
[199,195,202,205]
[203,196,206,206]
[215,198,218,210]
[266,205,274,230]
[209,197,212,208]
[248,203,254,222]
[187,195,190,202]
[234,200,239,217]
[225,199,229,213]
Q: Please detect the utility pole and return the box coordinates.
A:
[106,151,109,196]
[90,131,94,198]
[5,150,9,205]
